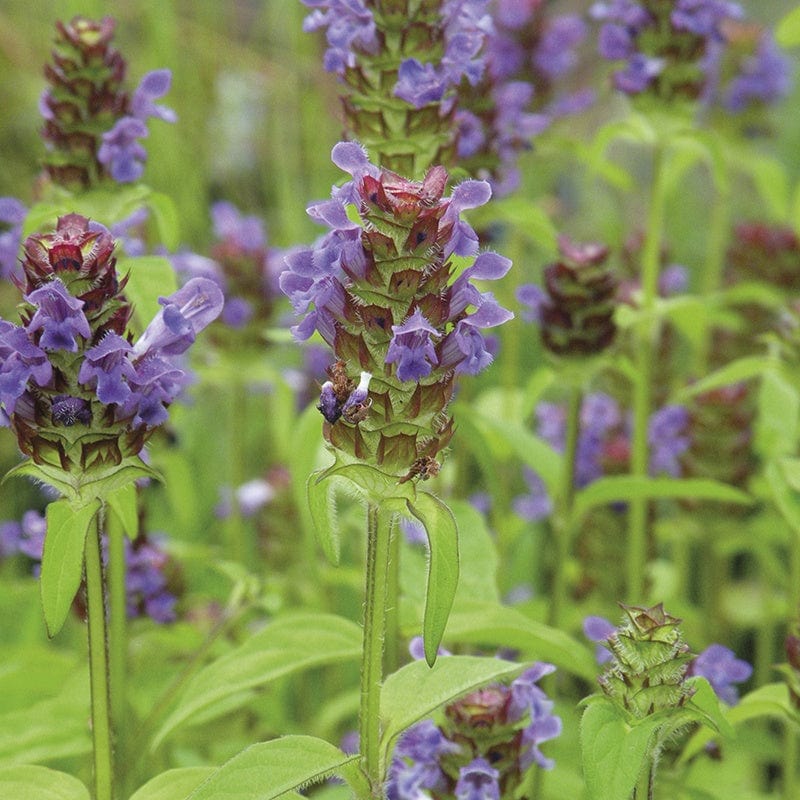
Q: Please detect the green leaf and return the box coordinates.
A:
[129,768,215,800]
[757,367,800,459]
[766,459,800,542]
[146,191,181,252]
[581,699,662,800]
[741,152,789,221]
[572,476,751,522]
[186,736,362,800]
[0,765,90,800]
[777,6,800,47]
[685,677,735,739]
[380,655,526,757]
[307,471,341,565]
[406,492,459,666]
[319,461,415,505]
[444,601,597,681]
[675,355,769,401]
[680,683,797,763]
[119,255,179,336]
[152,612,362,749]
[41,499,101,638]
[105,482,138,538]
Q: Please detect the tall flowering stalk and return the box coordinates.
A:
[0,214,222,800]
[281,141,511,795]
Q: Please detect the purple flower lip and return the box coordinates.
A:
[25,278,91,352]
[132,277,224,359]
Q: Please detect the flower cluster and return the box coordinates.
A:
[584,615,752,705]
[39,16,175,189]
[0,214,222,476]
[388,651,561,798]
[513,393,691,522]
[280,141,512,478]
[301,1,492,176]
[0,198,28,281]
[455,2,594,195]
[0,507,179,624]
[590,0,745,101]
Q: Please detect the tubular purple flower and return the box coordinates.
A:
[442,296,514,374]
[614,53,665,94]
[0,322,53,416]
[455,758,501,800]
[449,252,513,317]
[123,356,190,427]
[394,59,448,107]
[78,332,136,405]
[211,200,266,252]
[25,279,91,352]
[534,16,588,78]
[689,644,752,705]
[385,310,440,382]
[130,69,177,123]
[513,467,553,522]
[583,614,617,664]
[98,116,149,183]
[132,277,225,358]
[671,0,743,38]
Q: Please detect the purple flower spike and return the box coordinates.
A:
[455,758,500,800]
[78,333,136,405]
[133,277,224,359]
[211,201,266,252]
[25,279,91,352]
[386,309,439,382]
[513,467,552,522]
[98,116,149,183]
[131,69,177,123]
[689,644,752,705]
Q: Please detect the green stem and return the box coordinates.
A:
[359,504,393,799]
[548,385,581,630]
[785,538,800,800]
[224,380,249,564]
[85,515,114,800]
[106,511,127,792]
[626,142,668,603]
[384,526,401,676]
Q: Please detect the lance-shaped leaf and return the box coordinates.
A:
[307,471,341,565]
[380,655,526,764]
[105,482,138,538]
[185,736,364,800]
[41,499,101,638]
[0,765,90,800]
[152,613,362,748]
[406,491,458,666]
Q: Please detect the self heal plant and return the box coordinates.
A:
[0,213,221,800]
[281,140,512,797]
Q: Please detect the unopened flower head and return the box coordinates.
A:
[0,214,222,477]
[40,16,175,189]
[280,141,512,478]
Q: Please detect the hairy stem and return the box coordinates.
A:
[85,514,115,800]
[360,504,393,798]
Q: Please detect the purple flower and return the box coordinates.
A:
[394,59,448,107]
[98,117,150,183]
[613,53,665,94]
[25,279,91,352]
[17,510,46,561]
[302,0,378,74]
[386,310,440,382]
[51,395,92,426]
[130,69,177,124]
[534,16,588,79]
[0,321,53,416]
[720,33,792,112]
[132,277,224,359]
[689,644,752,705]
[598,23,634,60]
[211,201,267,252]
[455,758,500,800]
[98,70,176,183]
[659,264,689,296]
[387,720,455,800]
[0,197,26,281]
[442,296,513,375]
[122,356,190,427]
[648,405,690,476]
[509,663,562,770]
[671,0,742,38]
[583,615,617,664]
[78,333,136,405]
